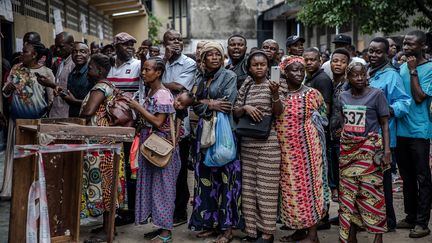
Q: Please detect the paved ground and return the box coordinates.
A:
[0,150,431,242]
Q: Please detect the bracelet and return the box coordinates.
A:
[272,98,280,103]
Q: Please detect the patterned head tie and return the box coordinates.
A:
[279,55,305,72]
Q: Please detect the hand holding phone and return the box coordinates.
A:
[270,66,280,84]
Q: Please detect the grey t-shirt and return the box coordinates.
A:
[339,87,389,137]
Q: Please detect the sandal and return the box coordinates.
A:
[213,233,233,243]
[196,229,218,238]
[151,234,173,243]
[144,229,163,239]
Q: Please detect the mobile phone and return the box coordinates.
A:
[59,90,68,97]
[34,72,41,78]
[270,66,280,83]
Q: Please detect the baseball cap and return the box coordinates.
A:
[332,34,352,45]
[286,35,305,46]
[113,32,137,45]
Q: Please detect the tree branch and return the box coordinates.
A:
[415,0,432,21]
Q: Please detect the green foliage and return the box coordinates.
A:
[148,14,162,45]
[288,0,432,34]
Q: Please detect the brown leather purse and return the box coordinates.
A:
[101,81,135,127]
[140,113,176,168]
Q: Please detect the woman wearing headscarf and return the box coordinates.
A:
[233,51,283,243]
[1,41,53,197]
[189,42,242,243]
[276,56,329,243]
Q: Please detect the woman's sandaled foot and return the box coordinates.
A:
[150,234,173,243]
[213,232,233,243]
[196,229,218,238]
[144,229,163,239]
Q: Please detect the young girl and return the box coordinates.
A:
[128,57,180,243]
[338,62,391,243]
[233,51,283,243]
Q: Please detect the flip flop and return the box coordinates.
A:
[196,229,218,238]
[213,233,233,243]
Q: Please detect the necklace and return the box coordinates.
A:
[287,84,303,93]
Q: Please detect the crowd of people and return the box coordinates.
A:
[1,28,431,243]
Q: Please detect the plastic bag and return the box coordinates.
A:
[204,112,237,167]
[130,134,140,179]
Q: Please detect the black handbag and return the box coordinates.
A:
[236,82,273,139]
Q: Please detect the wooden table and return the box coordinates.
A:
[8,118,135,243]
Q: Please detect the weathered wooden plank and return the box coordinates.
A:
[38,124,135,142]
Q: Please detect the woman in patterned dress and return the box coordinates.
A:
[128,57,180,243]
[233,51,283,243]
[338,62,390,243]
[189,42,242,243]
[79,53,127,242]
[276,56,328,243]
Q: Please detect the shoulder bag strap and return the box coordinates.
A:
[243,81,254,106]
[169,113,176,146]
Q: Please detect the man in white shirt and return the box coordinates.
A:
[49,32,75,118]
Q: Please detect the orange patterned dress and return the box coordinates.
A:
[276,86,326,229]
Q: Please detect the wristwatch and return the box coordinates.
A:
[410,69,418,76]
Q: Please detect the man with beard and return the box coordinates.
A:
[286,35,305,57]
[49,32,75,118]
[396,30,432,238]
[107,32,142,225]
[367,37,411,232]
[262,39,280,67]
[226,34,248,89]
[63,42,93,118]
[161,29,196,228]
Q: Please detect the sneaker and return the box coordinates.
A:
[173,216,187,227]
[409,225,431,238]
[396,219,415,229]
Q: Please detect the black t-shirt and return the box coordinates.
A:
[304,69,333,105]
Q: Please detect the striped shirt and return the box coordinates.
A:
[107,57,141,93]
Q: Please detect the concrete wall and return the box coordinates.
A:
[13,14,112,49]
[112,15,149,48]
[189,0,257,39]
[273,20,287,51]
[152,0,171,40]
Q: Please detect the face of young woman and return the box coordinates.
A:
[348,66,367,90]
[248,54,268,80]
[285,62,305,87]
[204,49,223,72]
[142,60,161,85]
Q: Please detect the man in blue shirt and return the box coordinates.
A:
[396,30,432,238]
[367,37,411,232]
